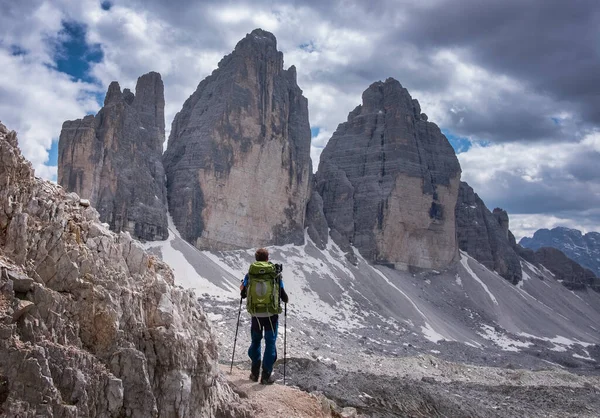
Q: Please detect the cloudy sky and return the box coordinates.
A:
[1,0,599,239]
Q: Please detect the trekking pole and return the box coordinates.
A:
[283,302,287,385]
[230,297,243,374]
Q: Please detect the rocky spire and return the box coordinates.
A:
[163,29,312,250]
[309,78,461,270]
[455,182,522,284]
[58,72,168,241]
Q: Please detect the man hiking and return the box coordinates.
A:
[240,248,289,384]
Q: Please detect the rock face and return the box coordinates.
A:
[455,182,522,284]
[0,123,249,417]
[310,78,461,270]
[163,29,312,250]
[520,227,600,277]
[58,72,168,241]
[532,247,598,290]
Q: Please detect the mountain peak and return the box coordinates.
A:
[250,28,277,41]
[104,81,122,105]
[163,29,311,250]
[235,28,278,52]
[311,78,461,269]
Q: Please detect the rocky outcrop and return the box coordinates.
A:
[310,78,461,270]
[520,227,600,277]
[0,123,249,417]
[58,72,168,241]
[305,188,329,250]
[455,182,522,284]
[163,29,312,250]
[532,247,598,290]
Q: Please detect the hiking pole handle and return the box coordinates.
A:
[230,297,243,374]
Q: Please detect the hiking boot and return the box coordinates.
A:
[249,361,261,382]
[260,371,275,385]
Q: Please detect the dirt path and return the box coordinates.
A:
[222,365,334,418]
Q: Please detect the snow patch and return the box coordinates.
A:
[372,267,428,320]
[517,267,530,289]
[207,312,223,321]
[455,274,463,287]
[140,215,238,298]
[460,253,498,305]
[421,323,446,343]
[518,332,595,351]
[573,351,595,362]
[478,325,532,352]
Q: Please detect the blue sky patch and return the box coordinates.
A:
[47,141,59,166]
[442,129,472,154]
[300,41,317,53]
[55,21,103,83]
[10,45,27,56]
[311,127,320,137]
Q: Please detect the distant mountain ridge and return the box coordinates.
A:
[520,227,600,277]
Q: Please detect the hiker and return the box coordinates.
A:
[240,248,288,384]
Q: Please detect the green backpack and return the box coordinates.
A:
[246,261,282,315]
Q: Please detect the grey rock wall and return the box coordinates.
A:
[163,29,312,250]
[455,182,522,284]
[533,247,598,290]
[311,78,461,270]
[0,122,250,417]
[58,72,168,241]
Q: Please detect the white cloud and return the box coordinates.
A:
[310,127,333,172]
[458,133,600,236]
[0,49,100,178]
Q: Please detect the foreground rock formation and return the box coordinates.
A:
[309,78,461,270]
[520,227,600,277]
[58,72,168,241]
[0,122,249,417]
[163,29,312,250]
[455,182,522,284]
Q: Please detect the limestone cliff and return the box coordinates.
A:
[455,182,522,284]
[310,78,461,270]
[163,29,312,250]
[0,122,249,417]
[58,72,168,241]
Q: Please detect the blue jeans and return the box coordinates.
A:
[248,316,278,374]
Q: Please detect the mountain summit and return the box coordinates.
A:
[163,28,312,250]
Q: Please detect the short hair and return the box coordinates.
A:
[255,248,269,261]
